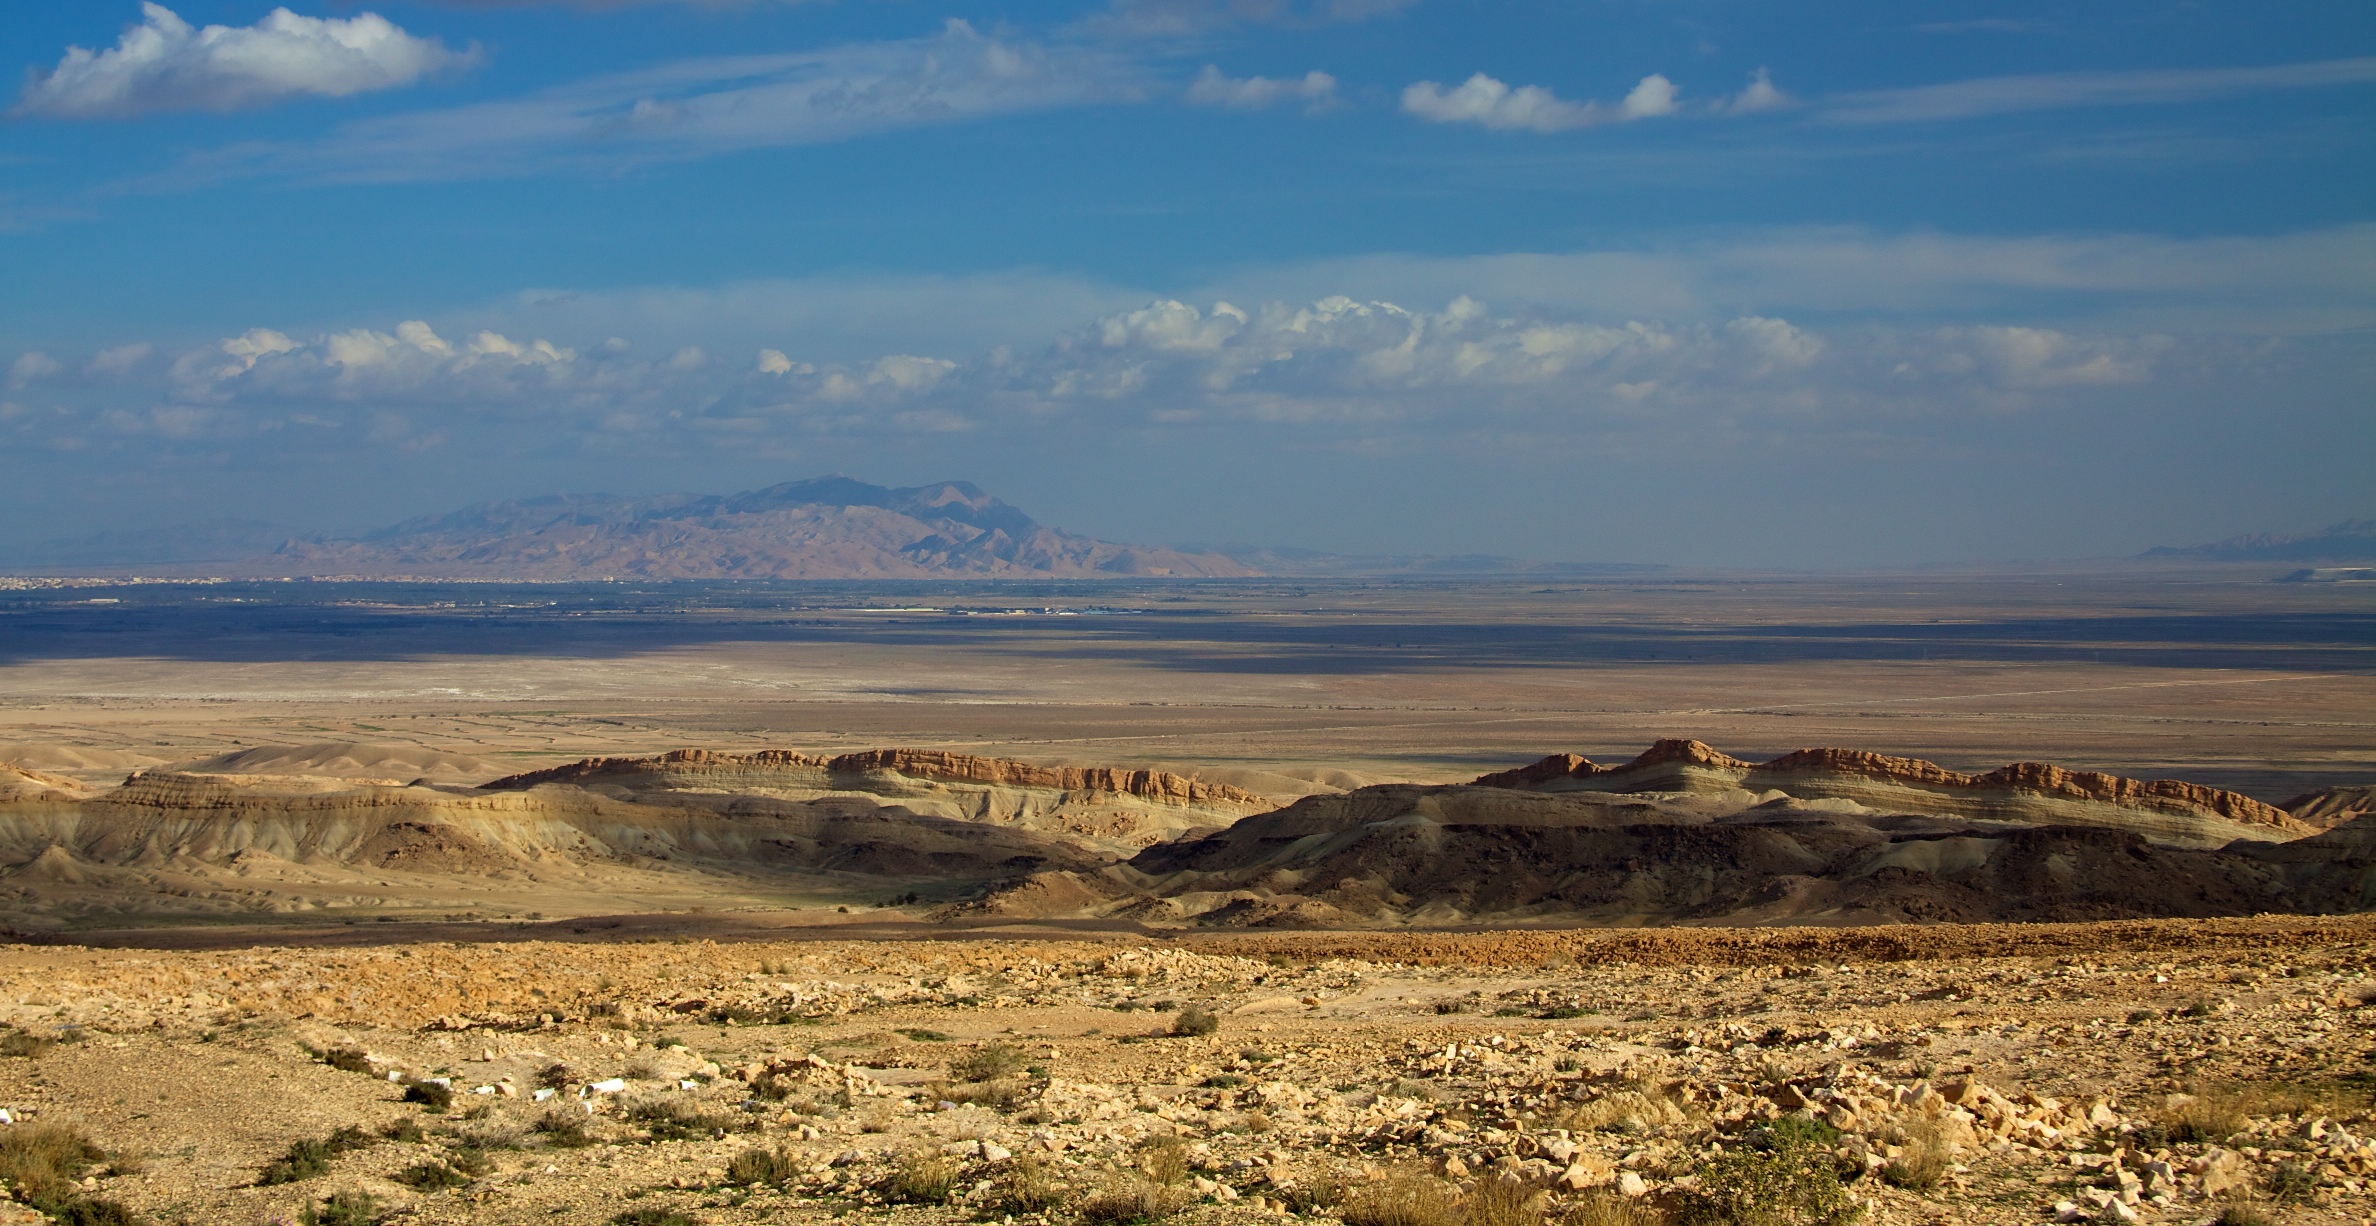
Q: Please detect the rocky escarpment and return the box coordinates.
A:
[484,747,1274,855]
[1472,740,2306,848]
[961,780,2364,928]
[2286,785,2376,832]
[488,748,1266,809]
[0,768,1105,928]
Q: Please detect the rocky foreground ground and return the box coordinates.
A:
[0,918,2371,1226]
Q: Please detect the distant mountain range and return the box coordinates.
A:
[2143,518,2376,563]
[7,477,1665,581]
[264,477,1256,580]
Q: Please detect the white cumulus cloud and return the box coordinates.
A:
[1186,65,1337,111]
[13,3,475,119]
[1401,72,1678,132]
[8,352,63,389]
[1724,68,1790,114]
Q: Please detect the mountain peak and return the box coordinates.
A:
[264,476,1252,580]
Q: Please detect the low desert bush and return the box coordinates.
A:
[1340,1166,1462,1226]
[301,1192,380,1226]
[1675,1137,1859,1226]
[536,1062,574,1090]
[0,1122,143,1223]
[392,1160,471,1192]
[2267,1159,2316,1202]
[532,1111,593,1148]
[1170,1007,1219,1038]
[2212,1209,2275,1226]
[612,1210,697,1226]
[321,1046,373,1074]
[400,1077,453,1112]
[259,1127,376,1186]
[1077,1175,1190,1225]
[1564,1190,1668,1226]
[0,1029,55,1058]
[624,1096,735,1142]
[953,1042,1028,1082]
[380,1118,426,1144]
[727,1146,800,1186]
[989,1156,1070,1215]
[883,1151,961,1204]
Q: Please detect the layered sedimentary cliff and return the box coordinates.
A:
[1471,739,2305,847]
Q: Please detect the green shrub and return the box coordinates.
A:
[400,1078,453,1112]
[1675,1141,1860,1226]
[1755,1117,1841,1152]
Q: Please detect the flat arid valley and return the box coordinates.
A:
[0,568,2370,1226]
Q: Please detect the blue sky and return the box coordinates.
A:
[1,0,2370,565]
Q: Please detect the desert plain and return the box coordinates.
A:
[0,568,2370,1226]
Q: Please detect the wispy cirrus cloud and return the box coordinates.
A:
[1820,55,2376,124]
[1082,0,1420,39]
[176,20,1138,183]
[13,3,475,119]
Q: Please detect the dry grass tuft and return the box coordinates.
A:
[1341,1165,1463,1226]
[989,1156,1071,1215]
[1137,1136,1191,1186]
[1077,1175,1190,1225]
[1878,1116,1949,1191]
[1462,1177,1551,1226]
[883,1151,961,1204]
[1565,1088,1689,1135]
[727,1145,799,1186]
